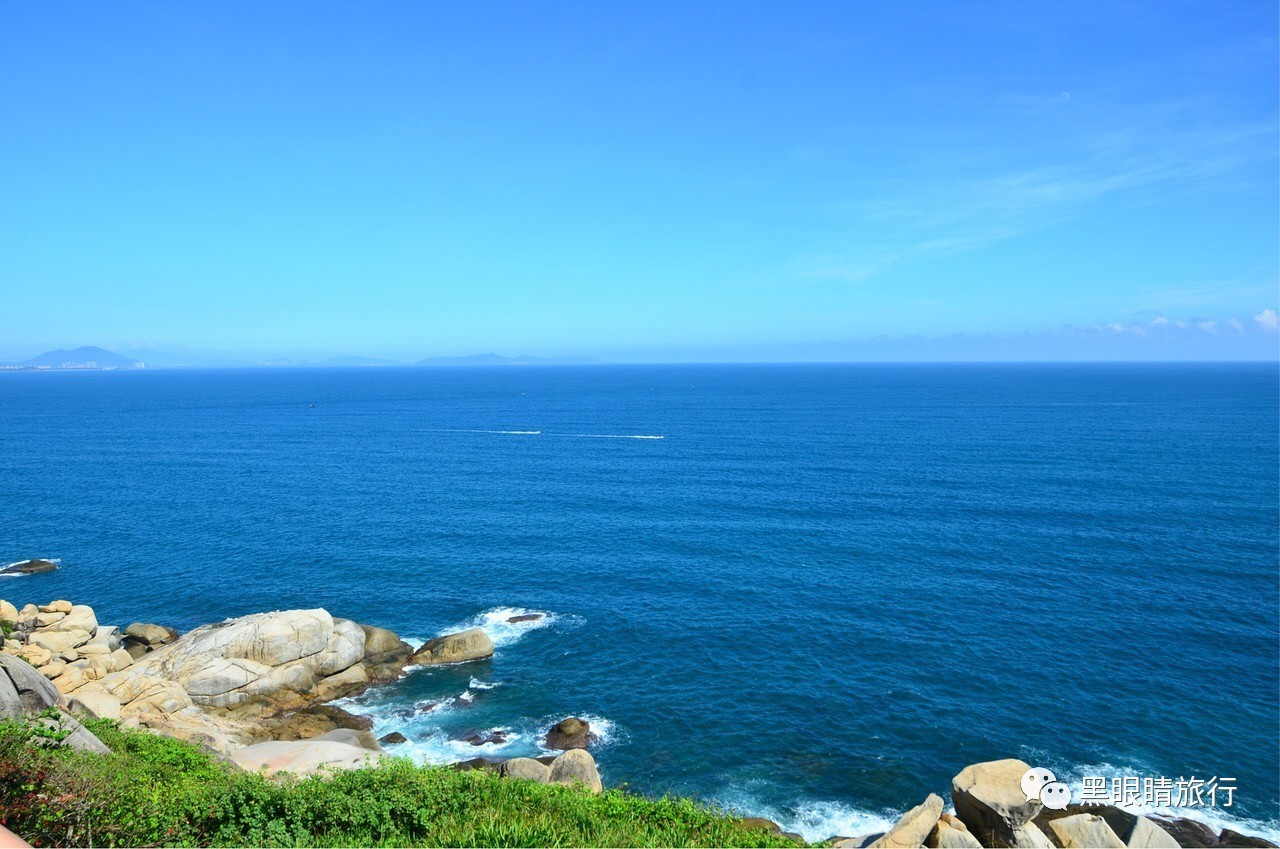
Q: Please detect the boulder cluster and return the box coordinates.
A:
[813,758,1274,849]
[3,595,1270,846]
[0,596,413,756]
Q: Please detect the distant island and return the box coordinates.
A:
[0,346,594,370]
[1,346,144,370]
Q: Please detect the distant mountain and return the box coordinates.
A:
[415,353,595,366]
[317,356,404,367]
[16,346,141,369]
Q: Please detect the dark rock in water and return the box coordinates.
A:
[507,613,544,624]
[545,716,594,750]
[451,757,500,772]
[0,559,57,575]
[737,817,782,834]
[378,732,408,745]
[460,729,508,746]
[456,692,477,707]
[1151,816,1222,847]
[1220,829,1278,848]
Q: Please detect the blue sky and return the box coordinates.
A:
[1,1,1276,362]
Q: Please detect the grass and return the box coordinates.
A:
[0,715,803,848]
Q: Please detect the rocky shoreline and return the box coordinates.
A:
[1,592,1274,849]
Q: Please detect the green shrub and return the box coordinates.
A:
[0,717,801,848]
[0,619,14,639]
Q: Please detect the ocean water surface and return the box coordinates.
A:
[1,364,1277,840]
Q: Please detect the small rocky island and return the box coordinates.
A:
[0,592,1272,848]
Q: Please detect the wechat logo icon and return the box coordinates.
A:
[1022,767,1071,810]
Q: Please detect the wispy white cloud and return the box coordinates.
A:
[1255,308,1279,331]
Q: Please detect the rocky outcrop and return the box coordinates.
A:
[409,628,494,665]
[1,598,412,756]
[547,748,602,793]
[378,731,408,745]
[0,559,57,575]
[871,793,943,848]
[952,759,1049,848]
[545,716,594,750]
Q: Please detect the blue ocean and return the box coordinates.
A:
[2,364,1277,840]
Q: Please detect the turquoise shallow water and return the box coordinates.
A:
[1,363,1277,839]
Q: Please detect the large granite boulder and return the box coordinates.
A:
[359,624,413,682]
[0,654,61,718]
[0,559,57,575]
[126,609,368,715]
[1047,813,1125,848]
[0,599,18,622]
[952,759,1049,848]
[499,757,552,782]
[31,711,111,754]
[871,793,942,848]
[545,716,594,750]
[409,628,493,665]
[547,748,602,793]
[124,622,178,648]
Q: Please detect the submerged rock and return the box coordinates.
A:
[460,729,508,746]
[0,559,57,575]
[408,628,494,665]
[506,613,544,624]
[545,716,594,750]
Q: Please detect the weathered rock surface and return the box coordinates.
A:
[229,739,383,776]
[952,759,1045,847]
[1047,813,1125,848]
[409,628,494,665]
[871,793,942,848]
[0,599,19,622]
[68,685,123,720]
[1122,816,1181,848]
[928,812,982,848]
[547,748,602,793]
[359,623,413,682]
[124,622,179,647]
[545,716,594,750]
[378,731,408,745]
[126,609,369,716]
[0,559,57,575]
[498,757,552,782]
[0,654,61,717]
[313,728,381,751]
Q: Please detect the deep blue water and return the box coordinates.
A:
[2,364,1277,839]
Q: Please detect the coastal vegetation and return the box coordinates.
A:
[0,714,796,848]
